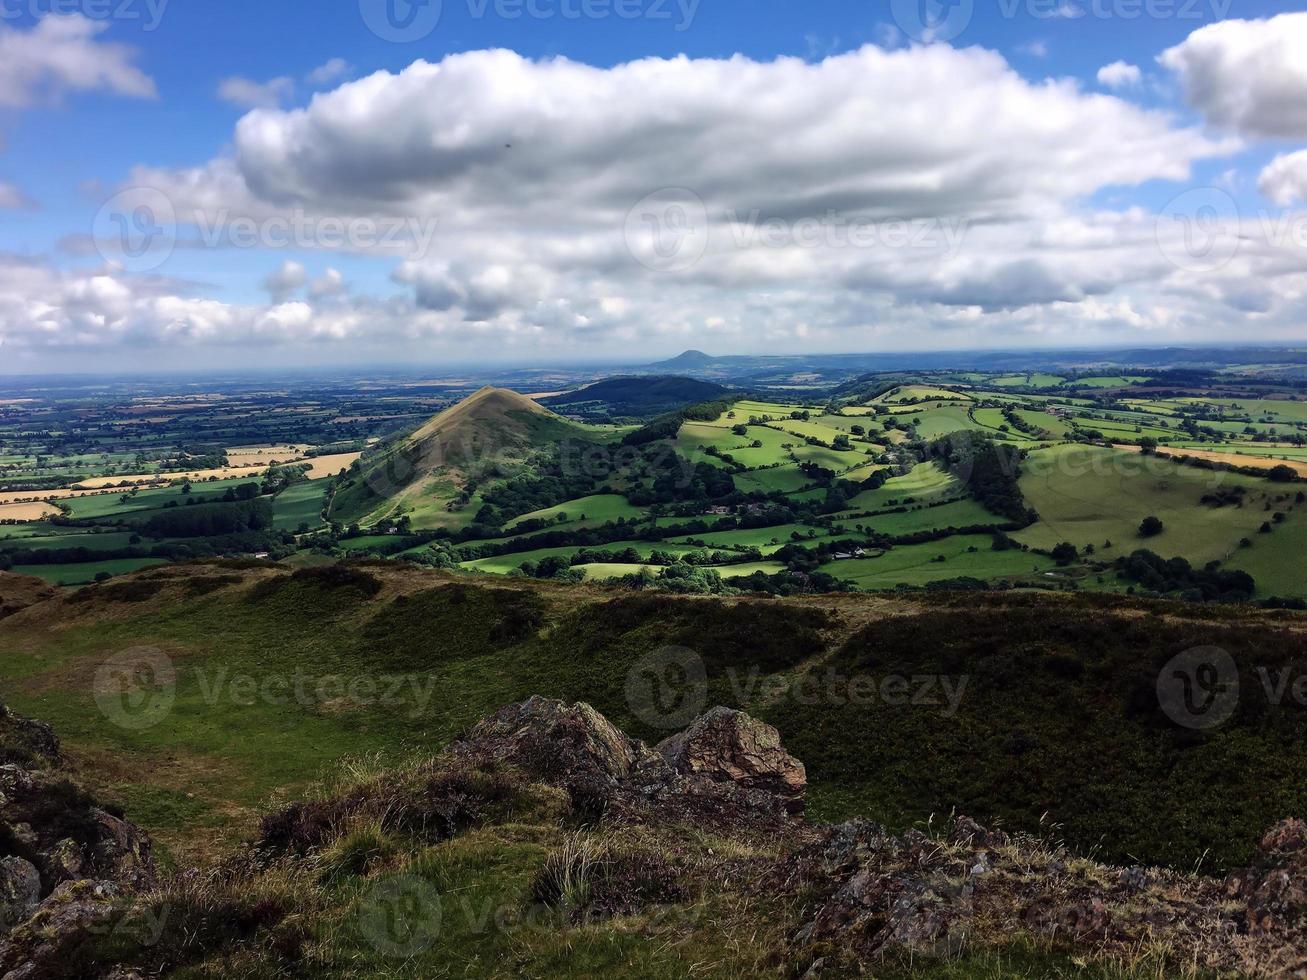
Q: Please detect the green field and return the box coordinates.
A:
[836,462,960,514]
[818,534,1055,588]
[272,480,327,532]
[11,557,169,585]
[1015,444,1274,563]
[504,493,648,531]
[1223,509,1307,597]
[462,540,703,574]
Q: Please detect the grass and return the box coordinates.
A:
[1014,444,1276,563]
[818,534,1055,588]
[1222,506,1307,597]
[273,480,327,531]
[836,462,960,514]
[11,557,169,584]
[462,541,702,574]
[504,494,648,531]
[668,523,828,554]
[4,566,1307,878]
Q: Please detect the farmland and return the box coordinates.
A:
[1,363,1304,601]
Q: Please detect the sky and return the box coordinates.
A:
[0,0,1306,373]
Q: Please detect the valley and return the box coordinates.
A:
[3,355,1306,601]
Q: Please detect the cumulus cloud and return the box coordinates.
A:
[1159,13,1307,138]
[218,75,295,109]
[0,183,36,210]
[306,58,353,86]
[1097,61,1141,89]
[16,43,1307,361]
[187,45,1222,228]
[1259,150,1307,206]
[0,14,156,108]
[261,260,308,302]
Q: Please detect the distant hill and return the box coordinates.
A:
[541,375,731,418]
[329,386,597,527]
[649,349,718,371]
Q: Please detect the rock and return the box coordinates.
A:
[0,880,123,980]
[455,696,660,787]
[655,706,806,814]
[0,706,59,769]
[87,810,156,892]
[0,859,39,931]
[1227,817,1307,932]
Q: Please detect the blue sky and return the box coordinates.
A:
[1,0,1306,372]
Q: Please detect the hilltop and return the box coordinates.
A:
[2,566,1307,976]
[328,387,612,528]
[541,375,731,419]
[3,560,1306,873]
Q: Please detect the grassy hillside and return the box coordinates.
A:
[4,562,1305,875]
[329,388,619,529]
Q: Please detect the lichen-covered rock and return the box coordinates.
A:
[1226,817,1307,933]
[0,705,59,769]
[455,696,661,787]
[0,859,39,931]
[656,706,806,814]
[0,880,123,980]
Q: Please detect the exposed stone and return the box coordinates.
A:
[0,859,39,931]
[0,880,123,980]
[455,696,661,786]
[655,706,807,814]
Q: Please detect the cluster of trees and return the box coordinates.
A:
[621,398,738,447]
[926,432,1035,525]
[140,497,273,538]
[1115,549,1256,601]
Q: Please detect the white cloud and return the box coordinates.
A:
[1259,150,1307,206]
[306,58,353,87]
[16,44,1307,362]
[218,75,295,109]
[262,260,308,302]
[0,183,36,210]
[1097,61,1141,89]
[1018,41,1049,59]
[161,46,1223,229]
[1159,13,1307,138]
[0,14,156,108]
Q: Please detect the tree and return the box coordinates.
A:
[1138,516,1164,538]
[1051,542,1079,566]
[1267,465,1297,483]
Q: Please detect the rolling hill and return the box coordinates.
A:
[328,387,612,529]
[541,375,731,418]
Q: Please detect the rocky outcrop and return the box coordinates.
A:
[0,573,57,621]
[450,698,807,827]
[0,708,157,975]
[454,696,661,787]
[656,706,806,814]
[776,814,1307,978]
[1227,817,1307,934]
[0,704,59,768]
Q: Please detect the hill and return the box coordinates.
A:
[328,387,611,529]
[648,349,717,371]
[541,375,731,419]
[3,561,1306,875]
[5,690,1304,978]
